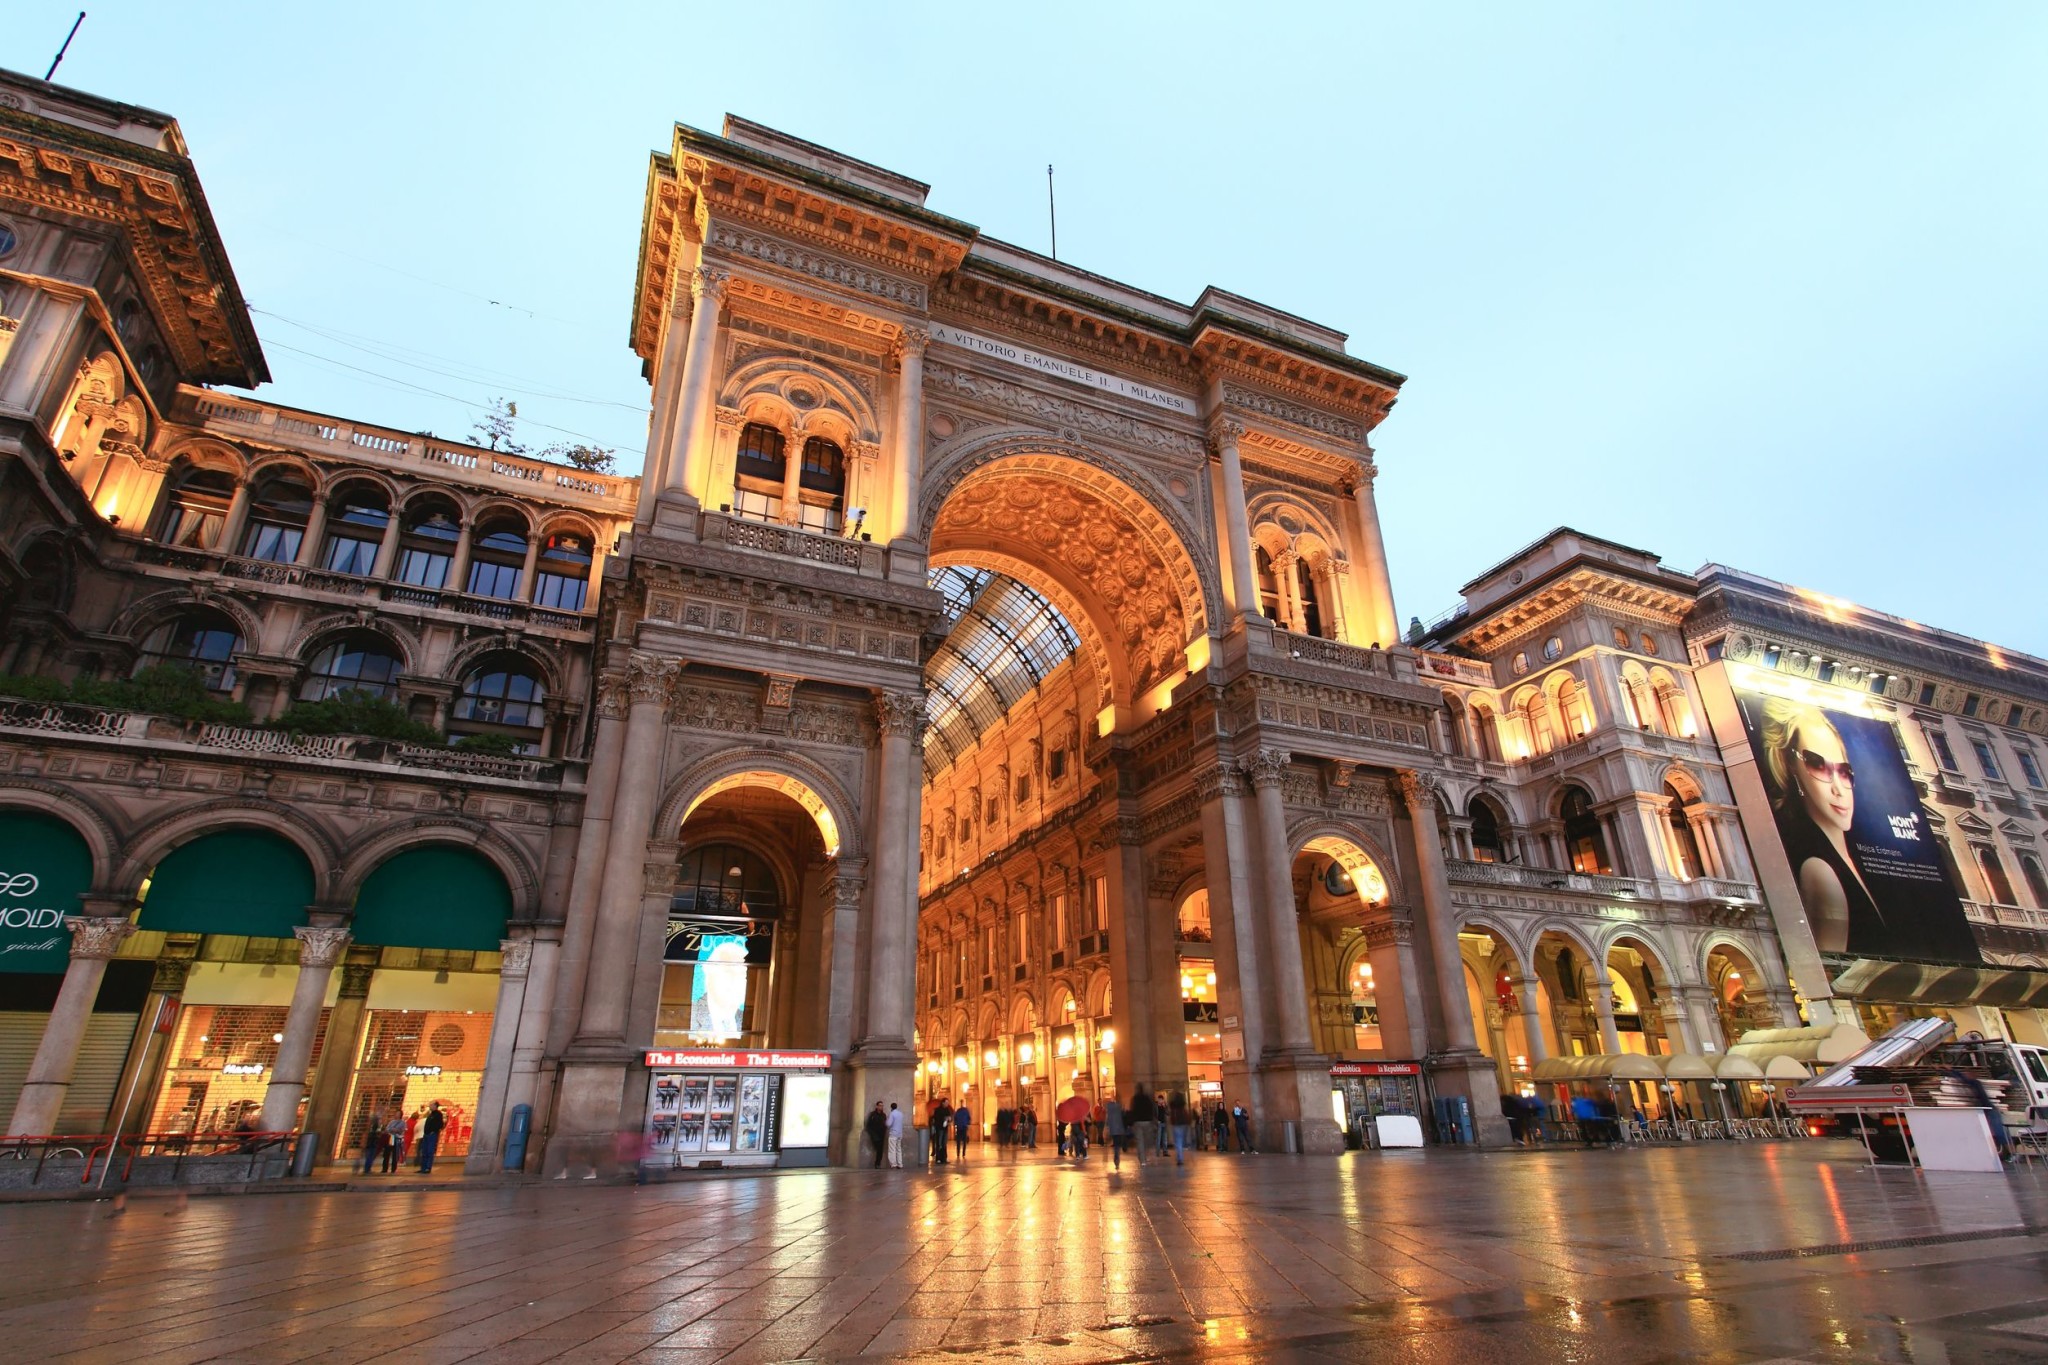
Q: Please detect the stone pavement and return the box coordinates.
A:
[2,1140,2047,1363]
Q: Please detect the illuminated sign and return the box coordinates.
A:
[222,1062,265,1076]
[405,1065,443,1077]
[644,1049,833,1070]
[1328,1061,1421,1077]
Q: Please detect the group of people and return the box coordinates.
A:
[358,1100,449,1174]
[860,1088,1263,1169]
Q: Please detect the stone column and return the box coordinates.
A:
[1365,919,1428,1057]
[110,948,195,1138]
[446,517,474,595]
[1099,810,1159,1097]
[497,935,560,1169]
[636,284,696,517]
[304,955,375,1159]
[6,915,135,1136]
[465,938,534,1172]
[1208,419,1260,622]
[575,654,672,1044]
[779,427,807,524]
[708,408,746,514]
[518,534,542,601]
[662,266,730,506]
[887,326,928,548]
[1271,550,1303,633]
[216,481,253,556]
[820,868,866,1059]
[259,925,350,1132]
[845,691,922,1162]
[1197,763,1265,1094]
[1400,771,1510,1145]
[1344,458,1400,649]
[1588,975,1625,1055]
[1515,975,1551,1064]
[1318,560,1349,641]
[294,499,330,568]
[370,510,403,579]
[546,675,630,1051]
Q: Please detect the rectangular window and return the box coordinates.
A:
[1927,728,1960,772]
[323,536,378,576]
[2018,750,2045,789]
[165,504,225,549]
[1702,640,1724,662]
[731,487,781,522]
[397,548,450,588]
[1971,739,2003,782]
[794,502,842,536]
[1015,775,1031,803]
[533,572,588,612]
[1052,894,1068,947]
[1975,845,2017,905]
[1090,876,1108,933]
[2012,703,2028,726]
[1762,645,1781,669]
[243,523,302,564]
[1919,682,1937,706]
[1817,661,1836,684]
[467,560,521,600]
[1869,673,1887,694]
[1963,694,1980,718]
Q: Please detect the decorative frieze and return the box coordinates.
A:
[924,362,1204,459]
[710,224,927,309]
[1222,382,1364,445]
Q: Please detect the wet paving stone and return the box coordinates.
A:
[2,1142,2046,1361]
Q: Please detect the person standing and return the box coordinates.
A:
[359,1106,385,1176]
[1168,1091,1191,1166]
[886,1103,905,1168]
[1022,1103,1037,1150]
[1103,1094,1128,1169]
[952,1101,972,1161]
[930,1098,952,1165]
[864,1102,888,1168]
[1212,1103,1230,1153]
[416,1101,446,1174]
[402,1108,420,1165]
[995,1104,1014,1150]
[1128,1086,1157,1166]
[382,1110,405,1173]
[1232,1102,1255,1154]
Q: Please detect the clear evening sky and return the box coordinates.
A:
[10,5,2045,650]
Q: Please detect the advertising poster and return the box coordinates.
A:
[1733,683,1979,964]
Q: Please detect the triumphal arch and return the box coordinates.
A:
[540,116,1505,1168]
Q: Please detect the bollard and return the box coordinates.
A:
[502,1104,532,1171]
[1282,1120,1298,1154]
[291,1131,320,1178]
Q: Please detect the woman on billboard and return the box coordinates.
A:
[1759,699,1883,954]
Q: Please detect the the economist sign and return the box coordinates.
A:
[644,1049,833,1070]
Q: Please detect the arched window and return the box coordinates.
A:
[1561,788,1613,875]
[466,515,528,601]
[2020,854,2048,909]
[155,466,235,549]
[1665,782,1703,880]
[1442,692,1467,757]
[1519,690,1554,755]
[1652,671,1694,737]
[241,476,314,563]
[1556,675,1593,741]
[138,610,242,692]
[1469,799,1506,863]
[1471,701,1503,762]
[395,498,461,588]
[449,656,547,752]
[1619,668,1651,730]
[1253,545,1283,622]
[1296,558,1324,638]
[732,422,787,523]
[321,486,390,576]
[533,531,593,611]
[300,631,403,702]
[795,436,847,535]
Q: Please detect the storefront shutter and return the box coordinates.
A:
[0,1011,138,1134]
[139,830,315,938]
[351,846,511,951]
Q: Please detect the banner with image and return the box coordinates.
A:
[1733,684,1979,965]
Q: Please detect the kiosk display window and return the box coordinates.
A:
[641,1049,832,1168]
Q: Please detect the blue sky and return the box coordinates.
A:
[11,5,2045,649]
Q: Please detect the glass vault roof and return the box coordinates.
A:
[924,565,1080,779]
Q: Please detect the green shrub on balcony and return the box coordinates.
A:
[272,691,442,745]
[449,732,525,757]
[0,666,251,724]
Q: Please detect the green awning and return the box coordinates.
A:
[351,845,510,952]
[0,811,95,973]
[139,830,314,938]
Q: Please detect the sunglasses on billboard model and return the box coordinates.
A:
[1797,749,1855,785]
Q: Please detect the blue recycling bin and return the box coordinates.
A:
[502,1104,532,1171]
[1433,1095,1473,1145]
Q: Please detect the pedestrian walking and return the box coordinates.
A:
[952,1101,972,1161]
[1168,1090,1192,1166]
[1232,1102,1255,1154]
[1022,1104,1038,1149]
[1056,1092,1090,1161]
[382,1111,405,1172]
[358,1106,385,1175]
[864,1102,888,1168]
[415,1100,446,1173]
[1103,1094,1128,1169]
[930,1098,952,1165]
[886,1103,906,1168]
[1128,1085,1156,1165]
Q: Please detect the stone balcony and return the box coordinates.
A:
[0,699,578,788]
[1446,857,1658,902]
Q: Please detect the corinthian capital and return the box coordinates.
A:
[65,916,135,961]
[1396,769,1440,811]
[1244,750,1291,790]
[692,266,731,304]
[624,652,676,707]
[1196,763,1247,802]
[293,925,352,969]
[1205,417,1247,455]
[596,673,633,722]
[498,938,534,977]
[894,324,930,360]
[875,690,925,737]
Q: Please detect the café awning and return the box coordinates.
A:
[1826,958,2048,1009]
[1727,1023,1868,1070]
[1531,1054,1664,1083]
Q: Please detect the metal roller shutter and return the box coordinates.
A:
[0,1012,140,1135]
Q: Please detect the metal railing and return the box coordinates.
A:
[0,1130,295,1186]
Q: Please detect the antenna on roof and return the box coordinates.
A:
[45,12,86,82]
[1046,164,1058,261]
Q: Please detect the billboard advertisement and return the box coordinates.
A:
[1732,682,1980,965]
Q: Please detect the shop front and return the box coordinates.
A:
[1331,1060,1425,1147]
[639,1048,834,1169]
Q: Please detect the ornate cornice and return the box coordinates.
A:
[708,223,924,309]
[1220,381,1363,446]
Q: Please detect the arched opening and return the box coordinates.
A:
[1555,674,1593,741]
[730,422,787,524]
[1459,925,1548,1096]
[320,484,391,576]
[240,473,315,564]
[395,496,462,589]
[465,513,529,601]
[299,630,404,703]
[449,653,548,754]
[795,436,847,534]
[1295,556,1323,638]
[1254,544,1283,624]
[1650,668,1696,738]
[1664,781,1704,880]
[137,608,243,693]
[1468,796,1508,864]
[532,528,595,611]
[1560,787,1613,875]
[1605,937,1677,1059]
[155,465,237,549]
[1292,837,1395,1065]
[1470,699,1503,762]
[1705,942,1768,1052]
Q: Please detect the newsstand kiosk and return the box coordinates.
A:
[641,1049,835,1170]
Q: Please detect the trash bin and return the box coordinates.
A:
[290,1131,320,1178]
[1282,1120,1299,1154]
[502,1104,532,1171]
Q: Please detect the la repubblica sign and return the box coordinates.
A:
[0,812,94,974]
